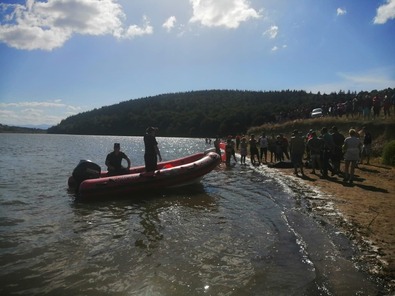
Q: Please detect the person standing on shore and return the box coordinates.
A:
[320,127,334,178]
[225,137,237,166]
[239,137,247,165]
[259,132,269,164]
[331,126,345,176]
[362,95,372,120]
[275,135,284,162]
[305,129,314,161]
[343,129,362,184]
[372,95,381,119]
[280,134,290,161]
[383,95,391,119]
[360,126,372,165]
[268,134,277,163]
[289,130,305,175]
[214,136,222,160]
[307,132,323,175]
[249,134,260,165]
[144,127,162,173]
[235,135,241,151]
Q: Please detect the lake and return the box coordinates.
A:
[0,134,382,295]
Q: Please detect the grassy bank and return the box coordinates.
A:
[248,116,395,161]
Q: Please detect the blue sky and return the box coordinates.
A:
[0,0,394,127]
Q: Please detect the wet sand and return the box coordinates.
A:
[267,160,395,294]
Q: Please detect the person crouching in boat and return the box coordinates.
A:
[144,127,162,173]
[105,143,131,176]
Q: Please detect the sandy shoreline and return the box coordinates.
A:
[262,161,395,293]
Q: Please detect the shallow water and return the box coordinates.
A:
[0,134,382,295]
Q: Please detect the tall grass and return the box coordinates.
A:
[382,140,395,166]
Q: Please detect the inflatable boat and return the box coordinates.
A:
[68,151,221,201]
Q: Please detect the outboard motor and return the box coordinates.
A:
[68,160,101,190]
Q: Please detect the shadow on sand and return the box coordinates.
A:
[301,172,389,194]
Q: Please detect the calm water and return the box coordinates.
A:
[0,134,382,295]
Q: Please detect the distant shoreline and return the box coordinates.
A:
[0,124,47,134]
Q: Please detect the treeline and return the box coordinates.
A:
[0,124,46,134]
[47,89,394,137]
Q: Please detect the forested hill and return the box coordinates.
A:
[47,89,392,137]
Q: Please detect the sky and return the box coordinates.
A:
[0,0,394,128]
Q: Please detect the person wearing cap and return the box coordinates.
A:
[105,143,131,176]
[144,127,162,172]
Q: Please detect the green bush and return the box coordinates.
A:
[382,140,395,166]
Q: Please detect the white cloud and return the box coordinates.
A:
[306,68,395,94]
[336,8,347,16]
[263,25,278,39]
[0,0,153,51]
[338,71,395,87]
[0,99,83,126]
[270,45,286,52]
[374,0,395,24]
[163,16,177,32]
[121,16,153,39]
[189,0,261,28]
[1,101,67,108]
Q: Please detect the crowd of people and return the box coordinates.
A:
[274,92,395,123]
[317,94,395,120]
[104,123,374,185]
[217,125,373,184]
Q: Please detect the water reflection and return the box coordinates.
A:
[0,134,384,295]
[70,185,218,256]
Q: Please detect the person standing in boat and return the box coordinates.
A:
[144,127,162,172]
[105,143,131,176]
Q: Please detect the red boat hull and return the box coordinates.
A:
[69,152,221,201]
